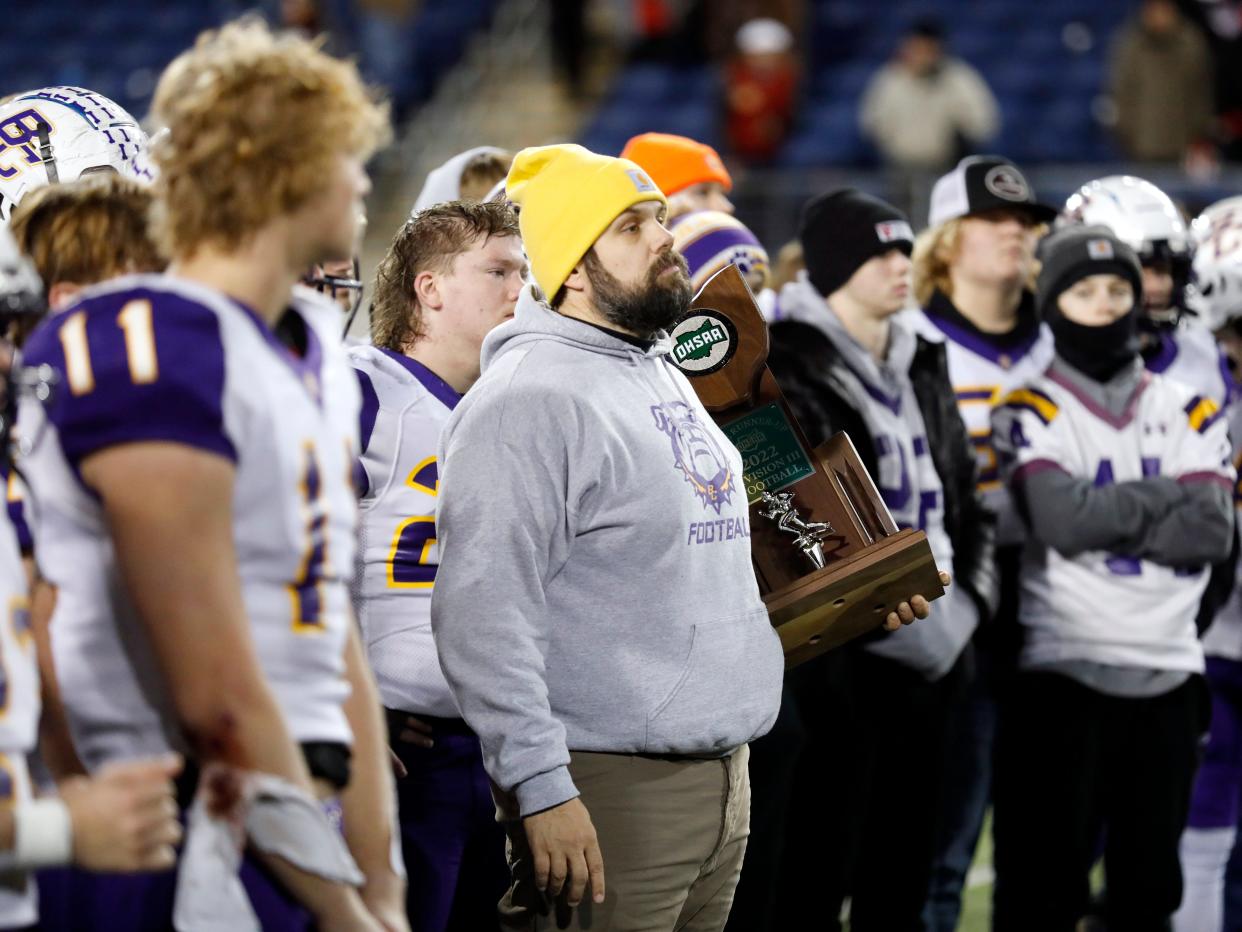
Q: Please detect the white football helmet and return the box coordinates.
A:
[1187,196,1242,331]
[0,86,154,225]
[1061,175,1192,323]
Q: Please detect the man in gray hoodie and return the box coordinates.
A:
[431,144,930,931]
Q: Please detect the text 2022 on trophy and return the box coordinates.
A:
[669,265,945,667]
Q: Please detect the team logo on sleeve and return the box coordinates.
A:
[651,401,735,512]
[669,310,737,376]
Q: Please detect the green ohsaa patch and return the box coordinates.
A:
[669,310,737,376]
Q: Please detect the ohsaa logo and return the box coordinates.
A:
[669,310,737,376]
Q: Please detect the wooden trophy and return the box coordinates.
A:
[669,265,945,667]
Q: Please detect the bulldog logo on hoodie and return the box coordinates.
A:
[651,401,736,513]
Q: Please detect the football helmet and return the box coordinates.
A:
[1187,196,1242,332]
[0,86,154,224]
[1061,175,1192,324]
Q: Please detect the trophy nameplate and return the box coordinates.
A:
[670,265,945,668]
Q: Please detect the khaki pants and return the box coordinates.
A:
[497,745,751,932]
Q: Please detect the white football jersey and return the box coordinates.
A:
[18,275,359,770]
[350,345,460,718]
[905,306,1055,546]
[1145,324,1234,410]
[992,366,1232,673]
[0,502,39,926]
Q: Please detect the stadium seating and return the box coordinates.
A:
[580,0,1135,165]
[1,0,499,122]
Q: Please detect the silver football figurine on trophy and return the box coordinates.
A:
[758,490,836,570]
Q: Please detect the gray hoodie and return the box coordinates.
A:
[410,146,507,214]
[431,287,784,816]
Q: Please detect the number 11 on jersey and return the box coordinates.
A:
[58,300,158,396]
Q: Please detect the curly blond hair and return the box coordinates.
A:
[150,17,390,258]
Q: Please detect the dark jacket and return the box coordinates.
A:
[768,319,1000,624]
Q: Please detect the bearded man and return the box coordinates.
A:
[429,144,779,932]
[430,145,931,932]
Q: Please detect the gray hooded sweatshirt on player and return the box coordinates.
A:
[410,146,508,214]
[431,287,784,817]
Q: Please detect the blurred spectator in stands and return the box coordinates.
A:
[725,18,799,164]
[1180,0,1242,161]
[357,0,422,121]
[621,131,734,218]
[859,17,999,226]
[702,0,803,60]
[1109,0,1215,163]
[627,0,709,63]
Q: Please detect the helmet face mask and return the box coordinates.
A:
[1061,175,1192,328]
[0,86,153,225]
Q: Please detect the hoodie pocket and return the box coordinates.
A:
[644,608,784,753]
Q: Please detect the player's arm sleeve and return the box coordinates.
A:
[24,299,234,469]
[1133,481,1233,567]
[991,391,1183,558]
[430,391,578,817]
[1136,397,1237,567]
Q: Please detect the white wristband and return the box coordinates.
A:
[14,798,73,868]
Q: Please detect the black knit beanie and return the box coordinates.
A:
[1036,225,1143,323]
[799,189,915,299]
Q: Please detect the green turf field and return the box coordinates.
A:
[958,813,993,932]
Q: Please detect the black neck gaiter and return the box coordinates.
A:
[1049,312,1140,383]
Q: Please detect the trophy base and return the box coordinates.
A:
[763,528,945,668]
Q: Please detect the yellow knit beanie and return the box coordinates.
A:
[505,144,668,300]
